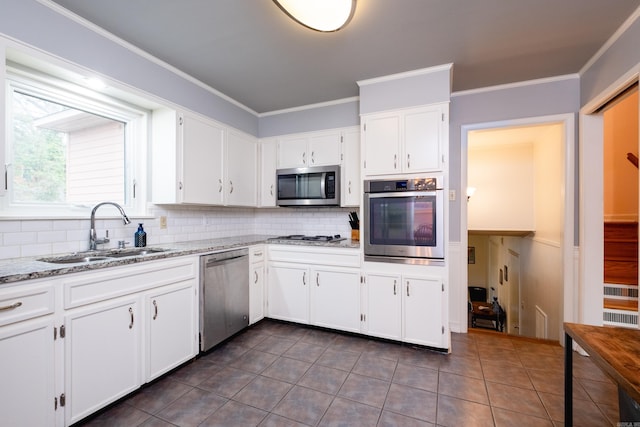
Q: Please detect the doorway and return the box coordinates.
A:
[460,114,575,342]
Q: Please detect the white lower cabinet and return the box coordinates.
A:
[250,246,266,324]
[268,263,310,324]
[0,280,56,427]
[0,316,56,427]
[146,282,197,381]
[363,273,401,340]
[364,272,447,349]
[310,266,360,333]
[61,256,198,425]
[65,296,141,425]
[402,276,445,347]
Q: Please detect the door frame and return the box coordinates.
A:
[459,113,576,341]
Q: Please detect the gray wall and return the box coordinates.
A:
[259,100,360,137]
[1,0,258,136]
[358,66,452,115]
[448,77,581,242]
[581,16,640,107]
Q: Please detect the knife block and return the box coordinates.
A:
[351,229,359,241]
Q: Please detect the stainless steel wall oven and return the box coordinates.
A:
[364,176,444,265]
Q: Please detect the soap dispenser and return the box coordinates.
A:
[134,223,147,247]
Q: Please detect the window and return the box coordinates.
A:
[3,62,149,217]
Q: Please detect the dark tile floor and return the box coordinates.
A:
[81,320,619,426]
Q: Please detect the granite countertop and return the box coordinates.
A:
[0,234,360,285]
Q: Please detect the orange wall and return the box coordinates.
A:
[603,90,639,222]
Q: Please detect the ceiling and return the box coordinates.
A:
[48,0,640,114]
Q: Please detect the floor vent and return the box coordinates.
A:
[604,284,638,299]
[535,306,548,339]
[603,309,639,328]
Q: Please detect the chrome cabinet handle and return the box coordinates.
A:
[394,154,397,169]
[178,181,183,190]
[348,181,351,194]
[270,184,273,196]
[407,153,411,169]
[229,180,234,194]
[254,270,258,284]
[393,280,396,295]
[0,301,22,311]
[406,281,410,297]
[218,179,223,193]
[129,307,134,329]
[153,300,158,320]
[303,272,306,286]
[311,151,315,164]
[302,152,306,164]
[316,272,320,286]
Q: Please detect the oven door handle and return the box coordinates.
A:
[366,190,440,199]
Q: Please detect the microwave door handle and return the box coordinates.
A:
[320,172,327,199]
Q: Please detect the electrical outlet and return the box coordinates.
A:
[449,190,456,201]
[159,216,167,229]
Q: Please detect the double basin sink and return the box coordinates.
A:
[39,247,169,264]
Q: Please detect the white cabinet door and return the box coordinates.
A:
[250,262,265,324]
[308,131,342,166]
[226,130,258,206]
[0,317,55,427]
[268,264,309,324]
[146,282,196,381]
[65,296,141,425]
[310,267,360,333]
[403,276,444,347]
[278,136,308,168]
[181,113,224,204]
[277,130,342,169]
[364,273,401,340]
[259,138,278,207]
[404,106,443,172]
[341,128,360,207]
[362,113,400,175]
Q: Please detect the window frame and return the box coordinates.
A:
[2,61,150,219]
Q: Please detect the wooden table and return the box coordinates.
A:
[564,322,640,425]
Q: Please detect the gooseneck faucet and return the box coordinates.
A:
[89,202,131,250]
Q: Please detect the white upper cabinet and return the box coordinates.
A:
[362,103,447,176]
[182,113,225,205]
[151,108,257,207]
[341,128,361,207]
[277,130,342,169]
[226,129,257,207]
[259,138,278,207]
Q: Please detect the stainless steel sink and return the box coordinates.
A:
[106,248,168,258]
[38,248,169,264]
[38,255,114,264]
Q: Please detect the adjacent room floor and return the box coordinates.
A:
[81,319,619,426]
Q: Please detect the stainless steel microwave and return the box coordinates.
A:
[276,165,341,207]
[364,176,444,265]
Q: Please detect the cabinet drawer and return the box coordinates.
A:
[268,246,360,267]
[250,245,265,263]
[0,282,54,327]
[63,257,198,309]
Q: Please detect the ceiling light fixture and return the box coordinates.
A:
[273,0,356,32]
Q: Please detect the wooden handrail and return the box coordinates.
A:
[627,152,638,169]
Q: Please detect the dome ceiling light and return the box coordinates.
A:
[273,0,356,32]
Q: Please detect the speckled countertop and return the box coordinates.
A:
[0,234,360,285]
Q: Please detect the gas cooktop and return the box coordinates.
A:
[269,234,346,242]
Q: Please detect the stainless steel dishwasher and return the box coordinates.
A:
[200,248,249,352]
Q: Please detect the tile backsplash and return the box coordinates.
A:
[0,205,356,260]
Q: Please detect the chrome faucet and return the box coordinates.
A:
[89,202,131,250]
